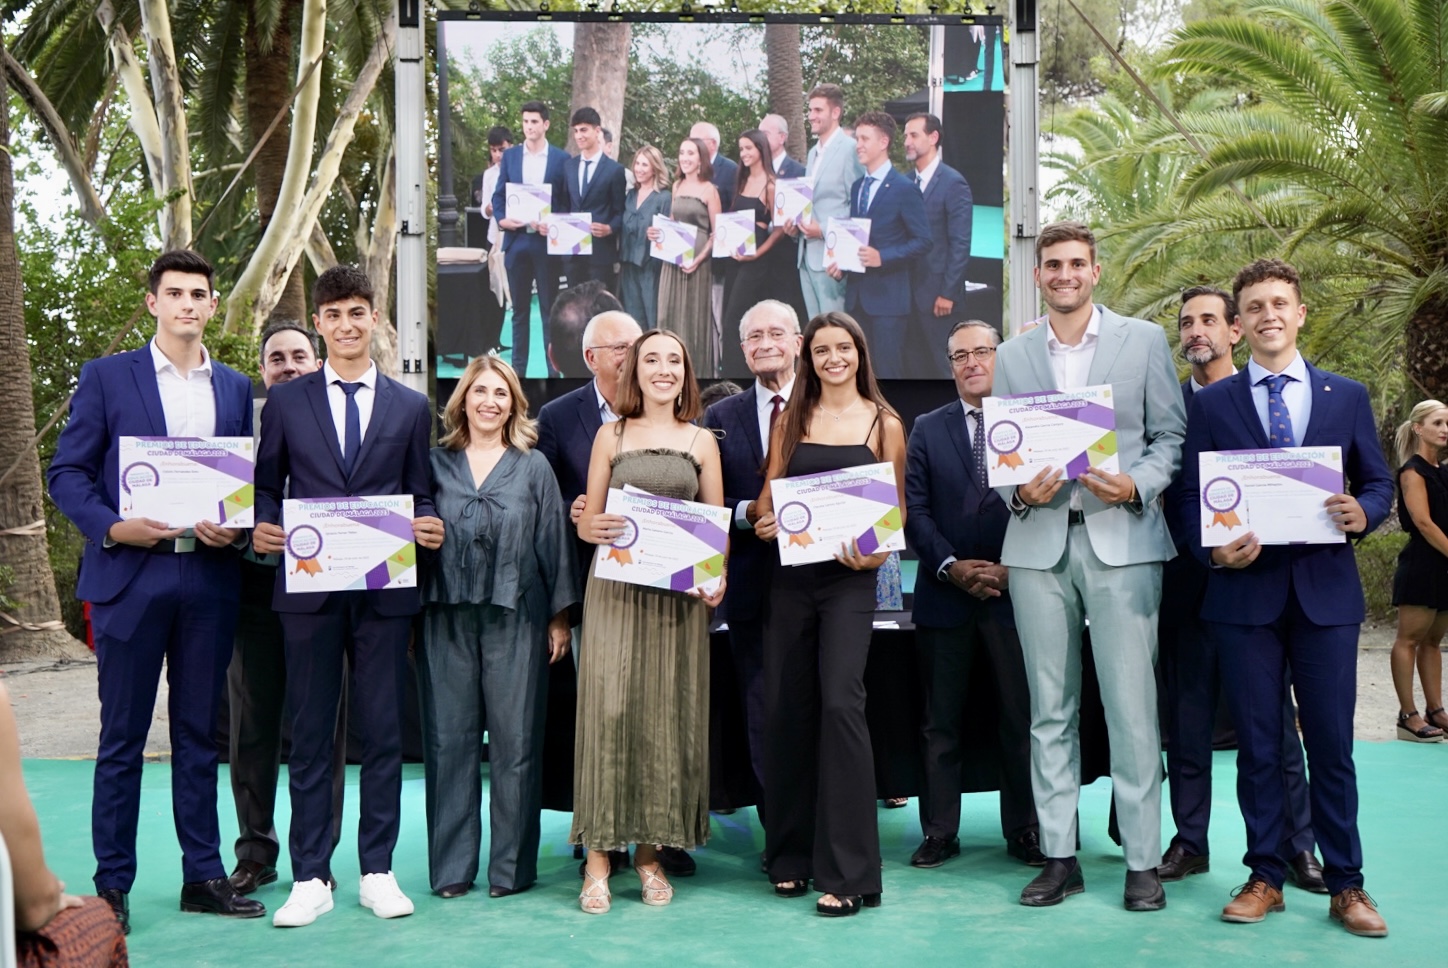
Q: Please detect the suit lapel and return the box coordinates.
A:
[1019,325,1055,391]
[305,374,348,476]
[943,399,976,485]
[1301,361,1336,444]
[1228,370,1270,447]
[1085,310,1127,386]
[131,351,168,434]
[738,392,765,468]
[352,374,395,474]
[576,384,603,443]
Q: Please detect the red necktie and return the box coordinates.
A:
[769,394,784,442]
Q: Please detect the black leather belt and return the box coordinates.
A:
[1068,509,1086,525]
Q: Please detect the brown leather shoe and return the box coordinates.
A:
[1330,887,1388,937]
[1221,878,1284,923]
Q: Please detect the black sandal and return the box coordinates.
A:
[1396,710,1444,743]
[816,892,882,917]
[1426,707,1448,731]
[773,879,808,898]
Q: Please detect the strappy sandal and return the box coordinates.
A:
[1396,710,1444,743]
[636,863,674,907]
[816,892,882,917]
[1426,707,1448,732]
[773,879,808,898]
[579,869,612,914]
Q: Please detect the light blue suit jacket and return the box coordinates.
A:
[992,307,1186,569]
[798,131,865,272]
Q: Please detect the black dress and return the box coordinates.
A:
[719,193,810,380]
[1392,454,1448,609]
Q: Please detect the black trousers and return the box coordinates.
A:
[915,616,1037,841]
[762,565,880,896]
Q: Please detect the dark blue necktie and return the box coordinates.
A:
[338,381,362,476]
[582,159,593,194]
[1260,373,1295,445]
[860,177,876,212]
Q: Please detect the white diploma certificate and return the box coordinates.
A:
[1198,447,1345,546]
[982,385,1119,487]
[282,495,417,593]
[650,214,701,267]
[545,212,592,255]
[713,210,757,258]
[769,461,905,567]
[824,217,871,273]
[119,436,255,528]
[593,487,730,595]
[773,178,814,227]
[504,182,551,223]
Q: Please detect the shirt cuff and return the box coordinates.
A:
[1009,488,1030,517]
[734,500,753,529]
[937,555,957,581]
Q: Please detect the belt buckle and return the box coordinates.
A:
[174,535,196,553]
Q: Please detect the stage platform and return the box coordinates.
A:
[21,742,1446,966]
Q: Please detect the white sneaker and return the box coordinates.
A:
[273,878,334,927]
[359,871,415,919]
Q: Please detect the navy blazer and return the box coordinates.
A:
[47,346,253,638]
[1180,362,1394,627]
[905,398,1012,629]
[254,369,436,616]
[845,166,932,318]
[702,388,773,624]
[776,156,807,180]
[562,153,627,266]
[912,163,972,315]
[537,382,604,587]
[491,144,571,254]
[711,154,738,214]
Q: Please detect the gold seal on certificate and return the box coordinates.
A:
[119,436,255,528]
[283,495,417,593]
[769,461,904,566]
[982,385,1118,487]
[593,487,731,594]
[1198,447,1345,546]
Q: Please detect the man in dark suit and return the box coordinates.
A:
[760,113,807,179]
[702,298,803,810]
[1181,259,1394,937]
[830,111,930,379]
[561,107,627,292]
[1158,287,1325,893]
[492,100,570,378]
[47,249,265,933]
[692,120,738,341]
[904,320,1042,870]
[253,265,445,928]
[904,113,973,379]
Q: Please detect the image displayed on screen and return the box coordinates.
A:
[437,16,1005,381]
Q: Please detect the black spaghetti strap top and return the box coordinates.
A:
[783,406,883,477]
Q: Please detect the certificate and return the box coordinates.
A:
[282,495,417,593]
[982,385,1118,487]
[773,178,814,227]
[713,210,756,258]
[1198,447,1345,546]
[119,436,254,528]
[504,182,551,223]
[545,212,593,255]
[651,214,701,267]
[593,487,731,595]
[769,461,904,566]
[824,217,871,273]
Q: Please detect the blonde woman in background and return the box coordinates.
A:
[619,144,672,328]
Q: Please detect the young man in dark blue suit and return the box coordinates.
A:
[252,265,445,927]
[492,100,570,377]
[47,250,264,932]
[903,114,973,379]
[904,320,1041,870]
[1181,259,1394,936]
[830,111,930,378]
[561,107,627,292]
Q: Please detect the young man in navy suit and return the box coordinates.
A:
[492,100,570,377]
[903,114,973,379]
[904,320,1041,870]
[829,111,930,378]
[252,265,445,927]
[47,249,264,932]
[561,107,627,292]
[1181,259,1394,936]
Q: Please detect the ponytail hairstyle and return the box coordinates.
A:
[1396,399,1448,467]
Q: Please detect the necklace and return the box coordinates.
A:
[816,398,860,421]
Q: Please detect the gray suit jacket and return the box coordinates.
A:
[992,306,1185,569]
[799,131,864,272]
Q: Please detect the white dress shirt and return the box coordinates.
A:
[1246,352,1312,441]
[1045,307,1101,510]
[858,160,892,212]
[807,127,841,179]
[577,149,603,195]
[914,155,942,194]
[324,360,377,460]
[150,339,216,436]
[521,141,549,186]
[772,152,786,174]
[481,164,503,246]
[733,377,795,528]
[593,379,620,425]
[1190,367,1237,396]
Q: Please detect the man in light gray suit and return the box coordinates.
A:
[785,83,865,319]
[992,221,1186,913]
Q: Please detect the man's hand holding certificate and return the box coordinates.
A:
[824,218,871,274]
[593,487,730,596]
[768,461,905,566]
[119,436,255,528]
[651,215,701,267]
[283,495,417,593]
[982,386,1118,488]
[1199,447,1346,547]
[545,213,592,255]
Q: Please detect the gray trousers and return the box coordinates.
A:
[799,265,847,320]
[419,602,550,891]
[1011,524,1164,872]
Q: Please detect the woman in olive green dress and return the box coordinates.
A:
[652,138,720,377]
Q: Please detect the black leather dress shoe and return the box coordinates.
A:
[437,882,472,898]
[1157,844,1210,882]
[488,884,531,898]
[179,877,267,918]
[910,836,961,868]
[1020,858,1084,907]
[1285,850,1328,894]
[98,888,129,936]
[1124,868,1166,911]
[658,846,697,877]
[1007,830,1047,867]
[228,859,278,895]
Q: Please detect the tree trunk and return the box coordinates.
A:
[1404,295,1448,403]
[568,23,631,153]
[361,147,398,376]
[96,0,165,206]
[0,72,88,660]
[766,24,807,163]
[137,0,194,249]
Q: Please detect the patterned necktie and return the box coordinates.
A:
[1260,373,1295,445]
[338,381,362,476]
[970,408,987,484]
[861,176,877,212]
[913,171,922,190]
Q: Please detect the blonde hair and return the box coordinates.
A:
[631,144,670,191]
[1396,399,1448,466]
[440,355,538,451]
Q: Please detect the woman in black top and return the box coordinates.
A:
[750,312,907,917]
[1389,399,1448,741]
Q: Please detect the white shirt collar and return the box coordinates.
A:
[579,149,603,164]
[523,140,549,157]
[593,378,615,416]
[1045,306,1102,352]
[816,126,840,152]
[916,155,941,186]
[150,338,212,376]
[866,159,892,181]
[754,376,795,408]
[1247,351,1307,387]
[1190,366,1238,395]
[772,152,786,172]
[324,360,377,388]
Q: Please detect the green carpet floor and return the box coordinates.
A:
[20,743,1447,966]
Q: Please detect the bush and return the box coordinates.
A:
[1357,530,1408,622]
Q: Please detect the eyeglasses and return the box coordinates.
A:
[743,328,794,345]
[947,347,996,365]
[587,342,633,356]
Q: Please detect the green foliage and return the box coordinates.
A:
[0,564,19,616]
[1357,530,1408,621]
